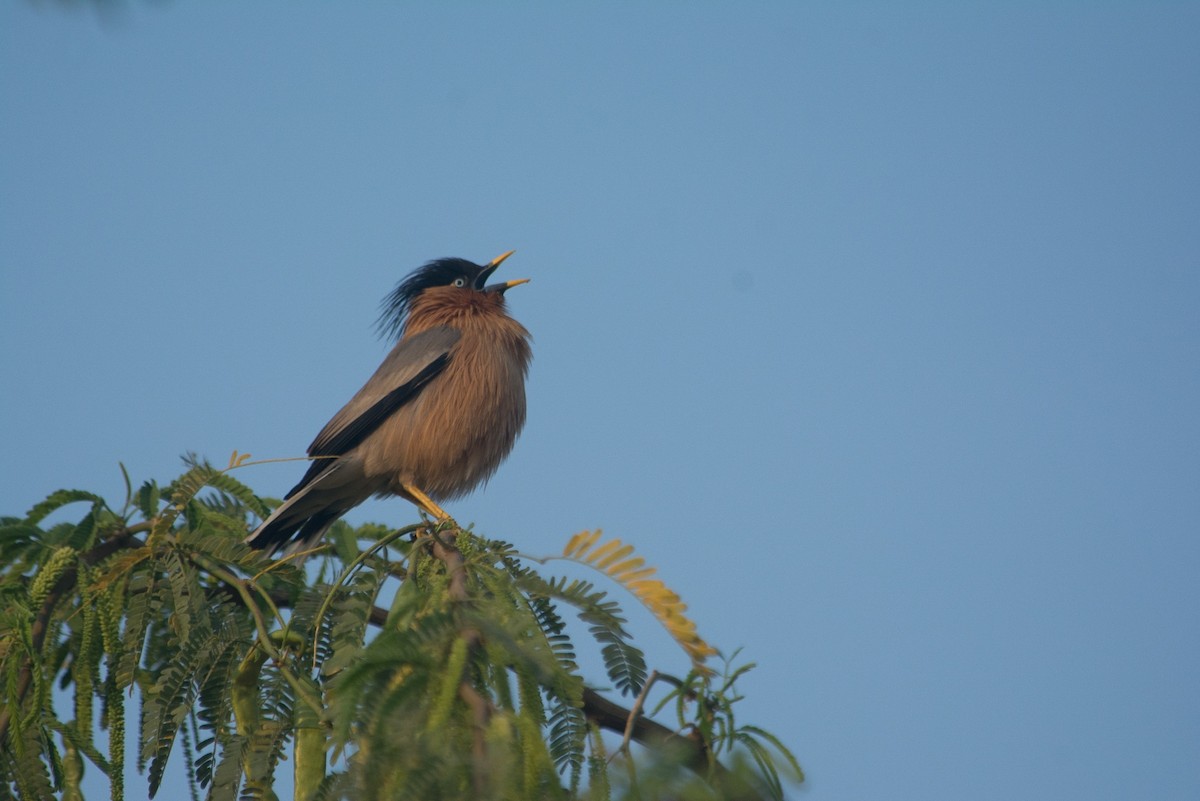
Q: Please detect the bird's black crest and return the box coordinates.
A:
[376,257,487,340]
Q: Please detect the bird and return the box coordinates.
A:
[246,251,532,554]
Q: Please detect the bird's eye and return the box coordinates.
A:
[452,277,467,288]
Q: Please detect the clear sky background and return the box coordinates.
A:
[2,3,1198,800]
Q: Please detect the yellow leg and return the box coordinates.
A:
[402,483,451,522]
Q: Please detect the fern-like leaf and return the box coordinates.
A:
[561,530,718,672]
[547,696,587,787]
[136,481,161,521]
[24,490,105,527]
[204,469,272,521]
[592,624,647,696]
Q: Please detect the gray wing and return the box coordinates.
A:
[289,325,461,496]
[246,325,461,554]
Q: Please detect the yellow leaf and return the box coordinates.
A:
[563,529,602,558]
[556,529,717,673]
[607,558,649,580]
[596,543,635,571]
[584,538,624,566]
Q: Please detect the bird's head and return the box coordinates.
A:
[377,251,529,339]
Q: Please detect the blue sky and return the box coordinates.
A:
[2,3,1198,799]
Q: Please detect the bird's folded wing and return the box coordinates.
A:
[284,326,460,497]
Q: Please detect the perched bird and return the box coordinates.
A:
[246,251,532,554]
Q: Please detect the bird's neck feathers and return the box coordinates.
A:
[404,288,529,341]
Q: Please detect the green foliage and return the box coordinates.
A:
[0,462,802,800]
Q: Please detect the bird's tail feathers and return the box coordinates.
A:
[246,458,367,556]
[246,486,338,556]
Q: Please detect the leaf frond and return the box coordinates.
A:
[556,530,718,674]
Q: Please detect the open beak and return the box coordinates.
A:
[479,249,530,293]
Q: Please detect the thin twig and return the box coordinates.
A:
[612,669,661,762]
